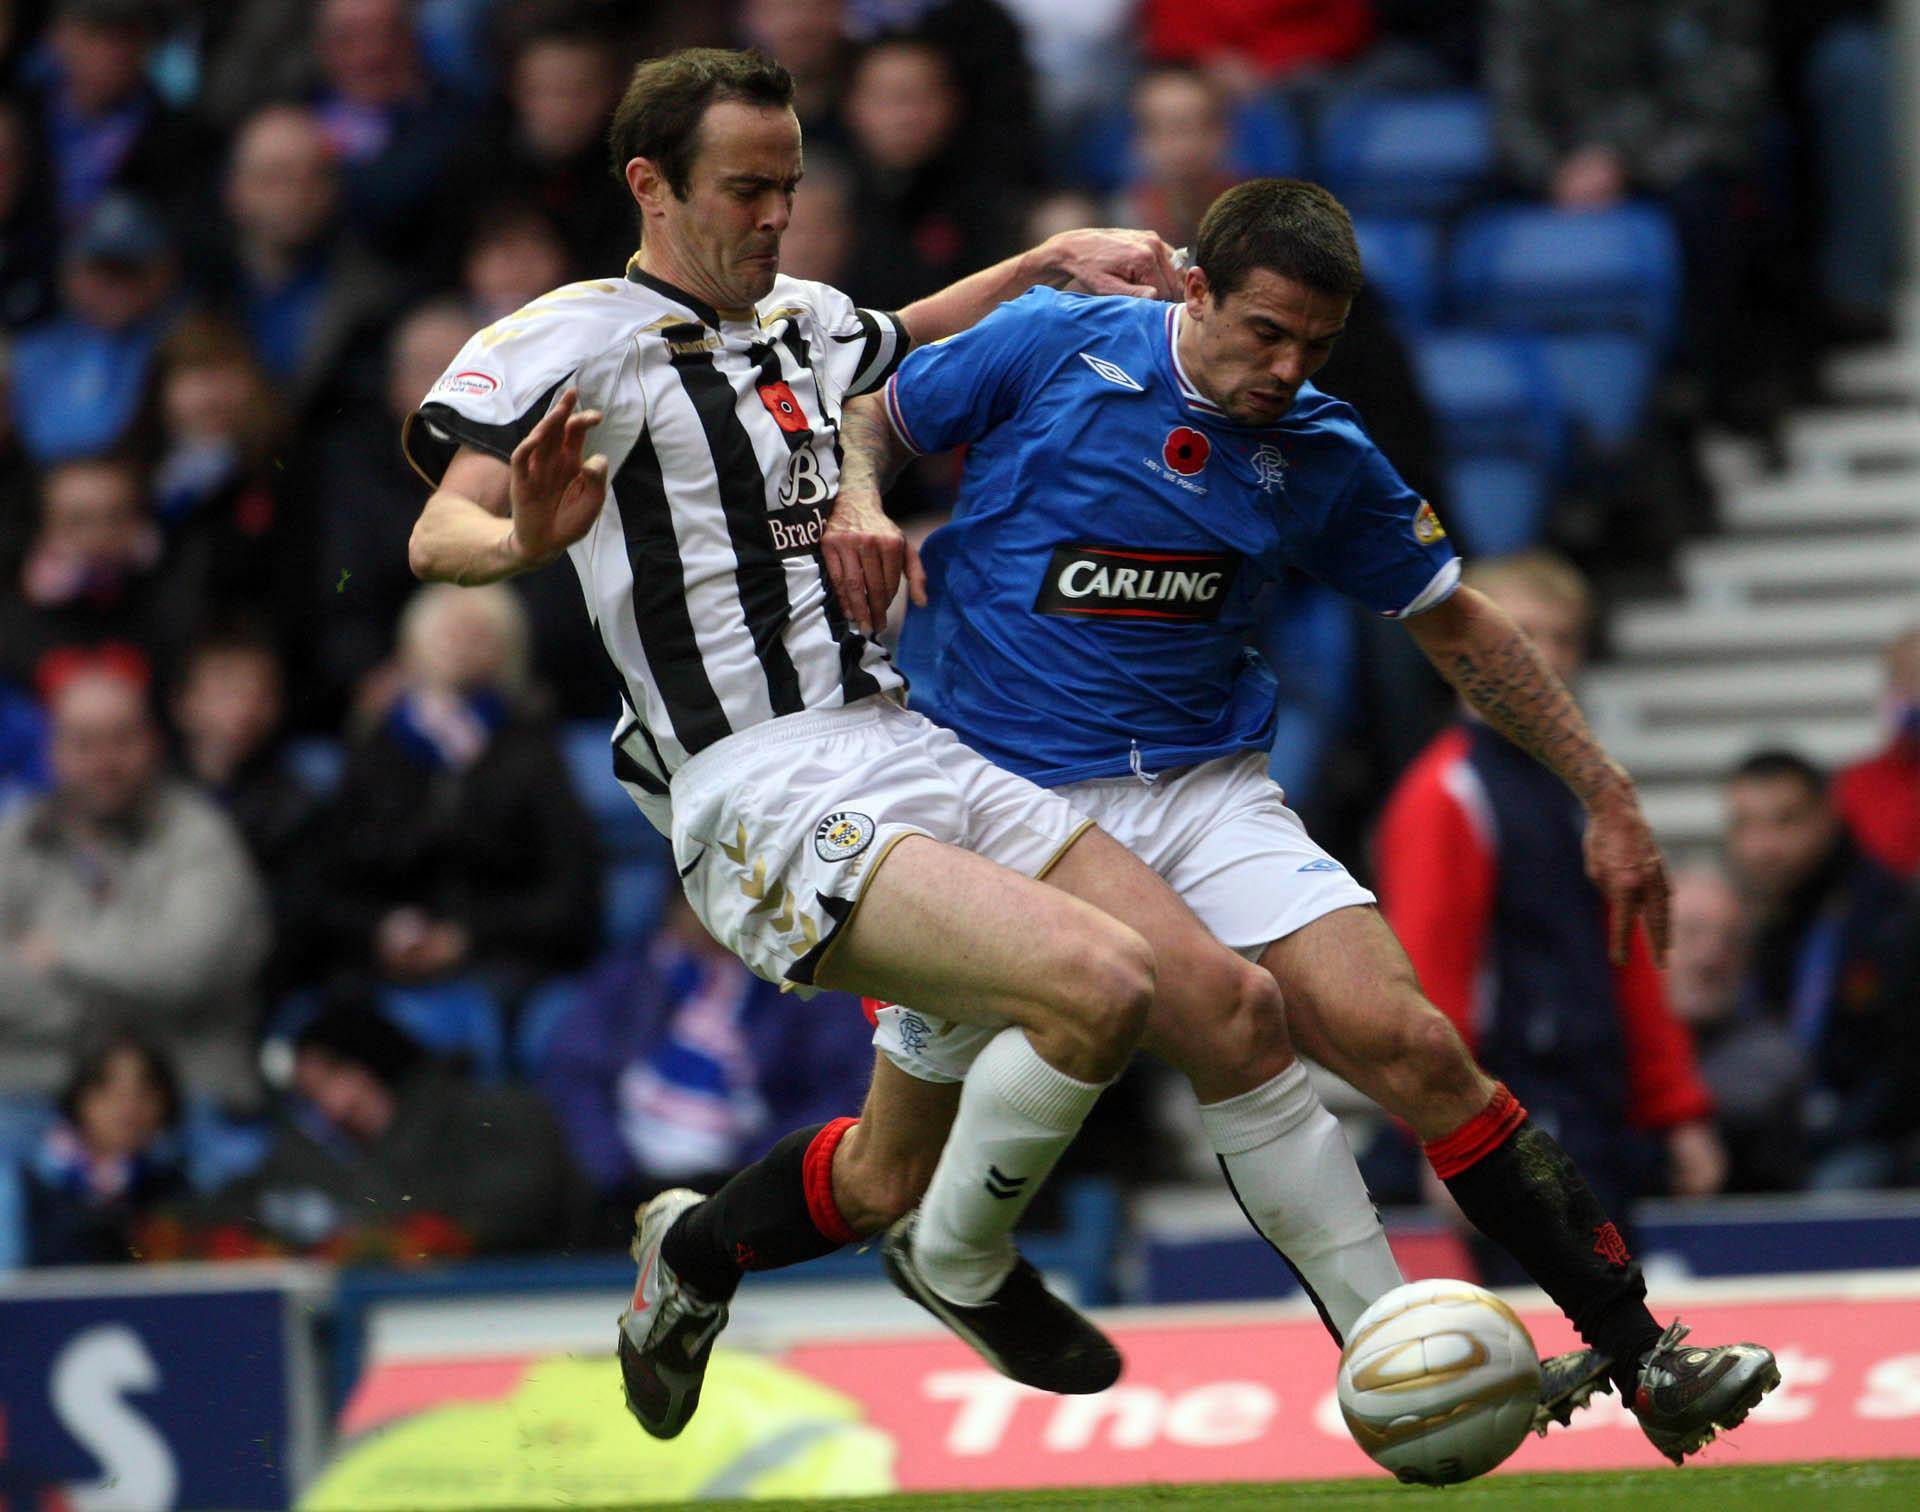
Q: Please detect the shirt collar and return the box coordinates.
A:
[1166,305,1227,419]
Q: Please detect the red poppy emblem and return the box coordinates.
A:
[1163,426,1210,476]
[758,380,809,434]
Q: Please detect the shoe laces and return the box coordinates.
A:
[1638,1319,1692,1388]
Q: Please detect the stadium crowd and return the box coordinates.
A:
[0,0,1915,1273]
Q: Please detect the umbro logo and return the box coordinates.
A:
[1079,352,1144,392]
[1298,859,1345,874]
[984,1164,1028,1200]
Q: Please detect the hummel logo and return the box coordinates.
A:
[1079,352,1144,391]
[984,1164,1028,1200]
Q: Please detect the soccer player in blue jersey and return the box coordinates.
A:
[822,179,1777,1465]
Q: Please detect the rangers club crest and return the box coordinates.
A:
[1163,427,1211,476]
[1252,443,1288,493]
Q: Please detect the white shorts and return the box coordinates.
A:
[870,750,1375,1083]
[668,695,1092,991]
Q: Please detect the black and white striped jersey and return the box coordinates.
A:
[404,264,912,818]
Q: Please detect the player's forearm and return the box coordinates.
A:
[841,393,911,494]
[407,489,537,585]
[1410,586,1634,812]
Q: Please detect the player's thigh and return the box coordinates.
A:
[1257,904,1492,1124]
[832,1052,962,1233]
[814,832,1155,1039]
[1042,824,1292,1099]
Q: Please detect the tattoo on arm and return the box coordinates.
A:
[838,395,909,501]
[1426,600,1626,809]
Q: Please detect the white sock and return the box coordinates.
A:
[912,1026,1108,1304]
[1201,1062,1404,1341]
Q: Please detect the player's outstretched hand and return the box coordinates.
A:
[823,487,925,636]
[1583,791,1672,967]
[507,387,608,565]
[1043,228,1183,300]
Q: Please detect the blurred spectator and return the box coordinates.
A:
[310,583,600,1008]
[1025,190,1102,247]
[27,0,208,228]
[1486,0,1777,431]
[14,1031,185,1265]
[205,104,399,415]
[1835,624,1920,879]
[778,152,854,286]
[9,191,179,463]
[171,626,325,996]
[739,0,852,156]
[1141,0,1376,97]
[998,0,1134,144]
[1378,553,1722,1241]
[463,200,572,324]
[0,99,58,329]
[309,0,467,259]
[310,298,472,706]
[1667,866,1807,1192]
[841,33,1018,310]
[0,455,189,691]
[450,10,632,276]
[140,316,306,641]
[0,664,270,1106]
[193,0,319,131]
[540,894,876,1238]
[1724,749,1910,1188]
[844,0,1043,187]
[178,1001,586,1258]
[1117,66,1239,251]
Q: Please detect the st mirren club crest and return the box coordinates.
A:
[1252,443,1288,494]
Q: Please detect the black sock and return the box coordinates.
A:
[660,1118,857,1302]
[1439,1114,1662,1395]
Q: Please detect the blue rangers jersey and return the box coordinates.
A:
[887,287,1460,785]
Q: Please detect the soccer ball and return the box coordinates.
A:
[1336,1279,1541,1486]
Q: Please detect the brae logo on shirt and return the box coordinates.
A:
[1033,544,1241,623]
[1163,427,1211,476]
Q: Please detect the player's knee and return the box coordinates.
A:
[1046,922,1154,1076]
[1390,1001,1479,1100]
[1179,960,1292,1099]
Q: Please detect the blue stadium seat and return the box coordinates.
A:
[1071,93,1305,195]
[514,977,586,1079]
[1538,332,1661,457]
[381,981,507,1081]
[1449,204,1683,344]
[284,736,345,799]
[562,721,657,859]
[1440,456,1555,558]
[1351,215,1443,329]
[605,856,673,946]
[1410,331,1569,556]
[1316,91,1494,217]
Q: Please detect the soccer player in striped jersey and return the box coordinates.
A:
[403,49,1405,1440]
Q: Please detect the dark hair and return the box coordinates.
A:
[1730,749,1828,796]
[1193,178,1363,302]
[58,1032,182,1131]
[607,47,794,201]
[295,1004,427,1091]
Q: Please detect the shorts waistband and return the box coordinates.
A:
[671,693,898,798]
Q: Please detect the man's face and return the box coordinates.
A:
[845,44,955,173]
[76,1046,171,1158]
[176,649,283,766]
[633,101,801,309]
[293,1049,395,1143]
[40,460,144,568]
[777,170,850,284]
[1484,584,1588,685]
[51,18,149,115]
[512,40,618,161]
[387,307,474,421]
[740,0,845,78]
[50,673,159,824]
[1182,267,1347,424]
[1135,73,1230,188]
[1667,871,1747,1025]
[1726,774,1837,903]
[228,109,339,253]
[316,0,417,106]
[63,255,173,331]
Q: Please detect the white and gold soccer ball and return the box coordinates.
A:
[1336,1279,1541,1486]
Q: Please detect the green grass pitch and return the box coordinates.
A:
[678,1460,1920,1510]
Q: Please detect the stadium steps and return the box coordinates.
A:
[1587,348,1920,854]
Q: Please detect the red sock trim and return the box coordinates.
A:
[1424,1084,1528,1180]
[801,1116,861,1245]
